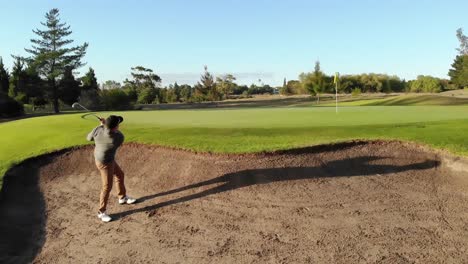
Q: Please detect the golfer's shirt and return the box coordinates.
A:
[87,126,124,163]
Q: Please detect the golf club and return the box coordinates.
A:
[72,102,101,121]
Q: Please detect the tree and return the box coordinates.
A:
[81,67,99,91]
[196,65,218,101]
[216,74,237,99]
[129,66,161,88]
[179,84,193,102]
[300,61,326,102]
[124,66,161,103]
[102,80,121,90]
[359,74,382,93]
[456,28,468,55]
[232,85,248,95]
[0,57,9,94]
[166,88,178,103]
[410,75,442,93]
[24,65,47,110]
[78,89,101,110]
[58,66,80,105]
[100,88,132,110]
[8,58,28,103]
[448,55,468,89]
[0,92,24,117]
[449,28,468,89]
[137,87,158,104]
[20,8,88,113]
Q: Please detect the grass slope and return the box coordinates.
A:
[1,105,468,188]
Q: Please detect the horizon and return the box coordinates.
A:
[1,0,467,86]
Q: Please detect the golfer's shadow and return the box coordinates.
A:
[114,156,439,219]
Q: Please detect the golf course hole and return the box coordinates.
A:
[1,140,468,263]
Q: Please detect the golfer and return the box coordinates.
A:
[87,115,136,222]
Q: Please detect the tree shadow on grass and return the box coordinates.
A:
[114,156,439,219]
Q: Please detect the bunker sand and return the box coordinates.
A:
[1,141,468,263]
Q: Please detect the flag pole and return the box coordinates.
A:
[335,72,339,114]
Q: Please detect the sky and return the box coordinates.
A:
[0,0,467,86]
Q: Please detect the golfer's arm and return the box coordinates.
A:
[86,126,101,141]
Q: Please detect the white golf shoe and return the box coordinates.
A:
[97,212,112,222]
[119,196,137,205]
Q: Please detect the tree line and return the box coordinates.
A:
[1,8,468,117]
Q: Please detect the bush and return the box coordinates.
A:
[79,89,102,110]
[351,88,362,97]
[232,85,248,95]
[100,88,132,110]
[137,87,157,104]
[0,93,24,117]
[410,76,442,93]
[14,92,28,104]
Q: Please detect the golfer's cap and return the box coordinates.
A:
[106,115,124,129]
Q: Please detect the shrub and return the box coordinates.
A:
[0,92,24,117]
[100,88,132,110]
[351,88,362,97]
[410,75,442,93]
[79,89,102,110]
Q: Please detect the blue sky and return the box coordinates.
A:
[0,0,466,86]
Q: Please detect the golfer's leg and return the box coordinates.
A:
[97,161,114,213]
[113,161,127,199]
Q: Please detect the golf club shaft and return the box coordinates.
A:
[74,103,101,120]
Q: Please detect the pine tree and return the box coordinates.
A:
[21,8,88,113]
[197,65,217,101]
[456,28,468,55]
[313,61,324,102]
[449,55,468,89]
[8,58,28,103]
[449,28,468,88]
[0,57,9,94]
[81,67,99,90]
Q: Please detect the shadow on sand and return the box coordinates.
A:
[0,153,64,263]
[114,155,439,219]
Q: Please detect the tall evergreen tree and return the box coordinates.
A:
[20,8,88,113]
[308,61,325,102]
[81,67,99,90]
[196,65,217,101]
[8,58,28,102]
[0,57,9,94]
[456,28,468,55]
[449,28,468,89]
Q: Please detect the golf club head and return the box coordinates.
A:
[72,102,90,111]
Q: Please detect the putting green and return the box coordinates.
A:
[1,105,468,187]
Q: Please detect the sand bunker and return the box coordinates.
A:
[1,141,468,263]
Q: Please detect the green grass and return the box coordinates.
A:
[322,94,468,106]
[2,104,468,189]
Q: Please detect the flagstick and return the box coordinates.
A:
[335,72,339,114]
[335,82,338,114]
